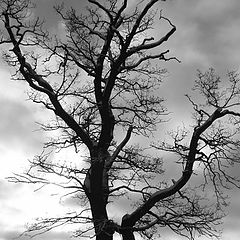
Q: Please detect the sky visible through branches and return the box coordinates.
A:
[1,0,240,240]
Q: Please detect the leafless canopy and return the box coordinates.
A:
[1,0,240,240]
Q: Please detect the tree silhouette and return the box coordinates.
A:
[1,0,240,240]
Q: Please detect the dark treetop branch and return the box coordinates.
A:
[121,107,236,228]
[2,10,94,151]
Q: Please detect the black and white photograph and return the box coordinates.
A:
[1,1,240,239]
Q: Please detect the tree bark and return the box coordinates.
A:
[84,147,114,240]
[122,232,135,240]
[121,214,135,240]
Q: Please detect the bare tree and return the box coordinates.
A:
[1,0,240,240]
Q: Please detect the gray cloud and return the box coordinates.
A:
[0,230,72,240]
[33,0,89,29]
[1,1,240,239]
[0,97,44,153]
[164,0,240,70]
[0,69,44,153]
[0,180,22,201]
[153,0,240,125]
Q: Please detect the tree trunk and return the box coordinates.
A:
[121,214,135,240]
[96,231,114,240]
[93,216,114,240]
[90,199,114,240]
[85,148,114,240]
[122,231,135,240]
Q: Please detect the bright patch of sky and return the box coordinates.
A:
[1,0,240,239]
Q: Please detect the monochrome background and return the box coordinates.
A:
[1,0,240,239]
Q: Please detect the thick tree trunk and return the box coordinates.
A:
[84,148,114,240]
[122,231,135,240]
[121,214,135,240]
[96,231,114,240]
[93,216,114,240]
[90,199,114,240]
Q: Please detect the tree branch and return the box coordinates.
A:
[122,50,180,71]
[108,125,133,168]
[127,17,176,56]
[125,0,160,47]
[3,11,94,151]
[88,0,113,22]
[121,107,233,227]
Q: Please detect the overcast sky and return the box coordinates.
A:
[1,0,240,240]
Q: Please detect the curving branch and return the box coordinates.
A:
[121,107,239,228]
[127,25,176,56]
[88,0,113,23]
[122,50,180,71]
[107,125,133,168]
[2,10,94,151]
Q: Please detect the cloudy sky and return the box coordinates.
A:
[1,0,240,240]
